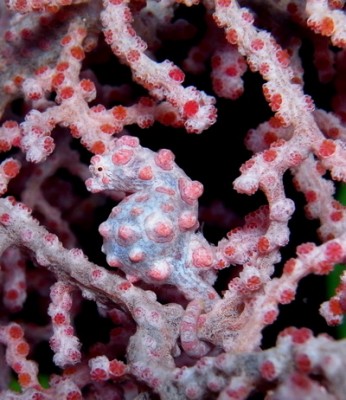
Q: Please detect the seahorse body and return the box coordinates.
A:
[86,136,219,306]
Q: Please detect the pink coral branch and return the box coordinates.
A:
[101,0,217,133]
[1,0,346,398]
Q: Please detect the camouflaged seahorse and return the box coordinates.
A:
[86,135,219,307]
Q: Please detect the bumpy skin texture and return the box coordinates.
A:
[86,135,219,307]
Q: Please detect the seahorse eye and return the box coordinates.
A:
[97,167,103,172]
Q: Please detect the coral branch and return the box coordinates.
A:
[1,0,346,398]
